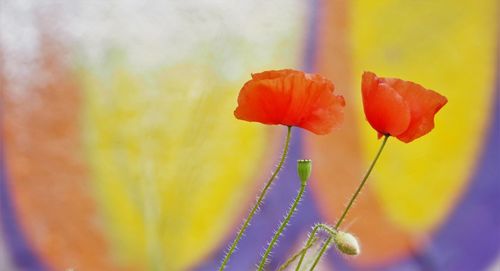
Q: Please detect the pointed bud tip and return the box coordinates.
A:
[297,159,312,185]
[334,231,360,256]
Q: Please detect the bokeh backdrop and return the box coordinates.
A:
[1,0,499,270]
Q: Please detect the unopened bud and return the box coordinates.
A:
[334,231,360,256]
[297,159,312,185]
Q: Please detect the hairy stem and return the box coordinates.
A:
[308,236,333,271]
[295,224,336,271]
[309,135,389,270]
[257,182,307,271]
[218,126,292,271]
[277,236,318,271]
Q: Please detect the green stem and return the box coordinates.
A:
[309,135,389,270]
[308,236,333,271]
[294,224,335,271]
[257,182,307,271]
[218,126,292,271]
[277,236,318,271]
[335,135,389,229]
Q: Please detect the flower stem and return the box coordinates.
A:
[308,235,332,271]
[218,126,292,271]
[257,181,307,271]
[334,134,389,229]
[308,135,390,270]
[294,224,336,271]
[277,236,318,271]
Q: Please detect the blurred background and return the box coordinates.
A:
[0,0,498,270]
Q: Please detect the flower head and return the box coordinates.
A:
[362,71,448,143]
[297,159,312,185]
[334,231,360,256]
[234,69,345,135]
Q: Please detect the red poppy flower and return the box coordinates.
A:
[234,69,345,135]
[362,71,448,143]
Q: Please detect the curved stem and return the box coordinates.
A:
[308,236,333,271]
[277,236,318,271]
[257,182,306,271]
[309,135,389,270]
[295,224,335,271]
[218,126,292,271]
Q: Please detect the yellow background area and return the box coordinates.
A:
[76,3,306,267]
[77,33,307,268]
[81,63,268,270]
[352,0,498,231]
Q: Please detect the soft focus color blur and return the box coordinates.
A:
[0,0,498,270]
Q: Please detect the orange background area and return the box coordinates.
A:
[306,0,421,265]
[2,37,137,271]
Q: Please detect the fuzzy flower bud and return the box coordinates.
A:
[334,231,360,256]
[297,159,312,185]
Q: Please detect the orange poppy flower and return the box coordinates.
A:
[234,69,345,135]
[362,71,448,143]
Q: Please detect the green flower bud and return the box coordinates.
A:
[334,231,360,256]
[297,159,312,185]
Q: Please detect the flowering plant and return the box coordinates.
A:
[219,69,447,271]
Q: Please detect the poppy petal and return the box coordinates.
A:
[234,69,345,135]
[297,77,345,135]
[234,80,286,125]
[362,71,378,102]
[385,79,448,142]
[363,83,411,136]
[251,69,301,80]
